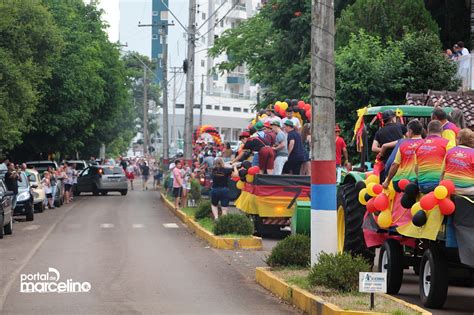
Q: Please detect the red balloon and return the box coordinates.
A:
[420,193,438,211]
[438,198,455,216]
[373,184,383,195]
[231,176,240,182]
[374,193,389,211]
[274,104,281,112]
[248,166,260,175]
[439,180,455,195]
[366,198,377,213]
[279,110,286,118]
[305,110,311,119]
[304,104,311,111]
[297,100,305,109]
[398,179,410,191]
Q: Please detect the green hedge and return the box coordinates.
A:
[213,213,253,236]
[266,234,310,267]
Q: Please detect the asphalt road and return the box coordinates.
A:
[0,188,298,315]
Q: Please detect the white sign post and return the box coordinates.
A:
[359,272,387,310]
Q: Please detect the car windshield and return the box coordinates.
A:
[26,163,55,171]
[102,167,123,175]
[27,173,37,183]
[18,173,29,188]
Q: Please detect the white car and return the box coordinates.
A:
[26,169,46,213]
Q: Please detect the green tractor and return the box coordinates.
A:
[337,105,474,309]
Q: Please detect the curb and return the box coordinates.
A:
[160,192,263,250]
[255,267,431,315]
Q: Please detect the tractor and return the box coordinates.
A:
[337,105,474,309]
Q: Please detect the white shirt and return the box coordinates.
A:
[282,117,301,129]
[461,48,470,56]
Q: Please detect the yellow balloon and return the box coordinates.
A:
[366,182,377,197]
[261,114,267,118]
[434,185,448,200]
[251,119,256,125]
[275,101,282,107]
[236,181,245,190]
[281,102,288,110]
[246,174,254,183]
[366,174,380,185]
[378,210,392,229]
[358,188,368,205]
[387,181,396,199]
[411,202,423,217]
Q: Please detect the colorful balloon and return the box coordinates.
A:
[247,166,260,175]
[374,193,389,211]
[398,179,410,191]
[236,181,245,190]
[366,198,377,213]
[404,183,419,197]
[246,174,254,183]
[434,185,448,200]
[366,182,377,197]
[281,102,288,110]
[438,198,455,216]
[305,110,311,120]
[366,174,379,185]
[358,188,368,205]
[372,184,383,195]
[439,180,455,195]
[411,202,423,217]
[378,210,392,229]
[304,103,311,111]
[274,104,281,112]
[297,100,305,109]
[420,193,438,211]
[412,210,427,227]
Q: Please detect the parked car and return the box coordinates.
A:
[66,160,88,171]
[26,169,46,213]
[75,165,127,196]
[13,172,34,221]
[0,179,14,239]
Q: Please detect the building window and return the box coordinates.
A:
[243,108,249,113]
[214,105,220,110]
[233,107,242,112]
[161,11,169,20]
[206,105,212,110]
[201,60,205,67]
[202,12,206,20]
[176,104,184,109]
[152,11,158,16]
[213,73,218,81]
[202,37,206,43]
[222,106,230,111]
[220,20,224,27]
[152,34,158,40]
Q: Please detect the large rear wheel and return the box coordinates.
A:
[337,183,375,262]
[419,245,448,309]
[379,239,404,294]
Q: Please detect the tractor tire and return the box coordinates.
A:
[379,239,404,294]
[337,183,375,263]
[419,245,449,309]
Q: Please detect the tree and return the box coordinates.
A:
[336,0,439,48]
[0,1,62,150]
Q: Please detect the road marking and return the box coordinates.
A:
[132,224,144,229]
[22,225,40,231]
[163,223,179,229]
[100,223,114,229]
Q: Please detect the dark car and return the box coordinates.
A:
[0,179,14,239]
[75,165,127,196]
[13,172,35,221]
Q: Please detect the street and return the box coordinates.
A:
[0,188,298,314]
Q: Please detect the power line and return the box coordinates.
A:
[196,0,228,31]
[196,0,239,41]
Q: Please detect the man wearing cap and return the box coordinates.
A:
[335,125,348,167]
[264,107,282,127]
[371,110,407,178]
[283,120,304,174]
[239,132,275,174]
[231,131,252,163]
[271,120,288,175]
[282,107,301,131]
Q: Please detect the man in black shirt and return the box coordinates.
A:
[371,110,407,178]
[4,162,21,208]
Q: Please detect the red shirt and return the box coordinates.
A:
[336,136,347,165]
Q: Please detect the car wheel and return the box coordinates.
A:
[25,202,34,222]
[101,191,108,196]
[4,215,12,235]
[35,202,44,213]
[419,245,448,309]
[120,190,127,196]
[378,239,404,294]
[73,189,80,197]
[0,214,4,239]
[92,185,99,196]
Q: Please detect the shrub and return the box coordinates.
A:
[213,213,253,236]
[195,200,212,220]
[189,179,202,204]
[266,234,310,267]
[308,252,371,292]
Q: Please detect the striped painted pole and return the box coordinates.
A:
[310,0,336,265]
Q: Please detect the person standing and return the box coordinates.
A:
[210,158,237,220]
[282,108,301,131]
[441,128,474,195]
[222,143,233,162]
[241,133,275,174]
[42,171,55,209]
[283,120,305,174]
[172,160,183,209]
[300,123,311,175]
[63,162,74,204]
[141,161,150,190]
[415,121,452,193]
[432,107,460,149]
[335,124,348,168]
[4,162,21,209]
[271,121,288,175]
[126,162,135,190]
[382,120,424,191]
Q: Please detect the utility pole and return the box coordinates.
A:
[310,0,337,265]
[199,74,204,127]
[184,0,197,166]
[161,25,170,166]
[170,67,183,148]
[143,64,149,157]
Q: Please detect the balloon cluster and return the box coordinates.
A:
[357,174,394,229]
[193,125,223,147]
[235,162,260,190]
[249,99,312,128]
[406,179,456,227]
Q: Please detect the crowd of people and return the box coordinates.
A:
[445,40,471,60]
